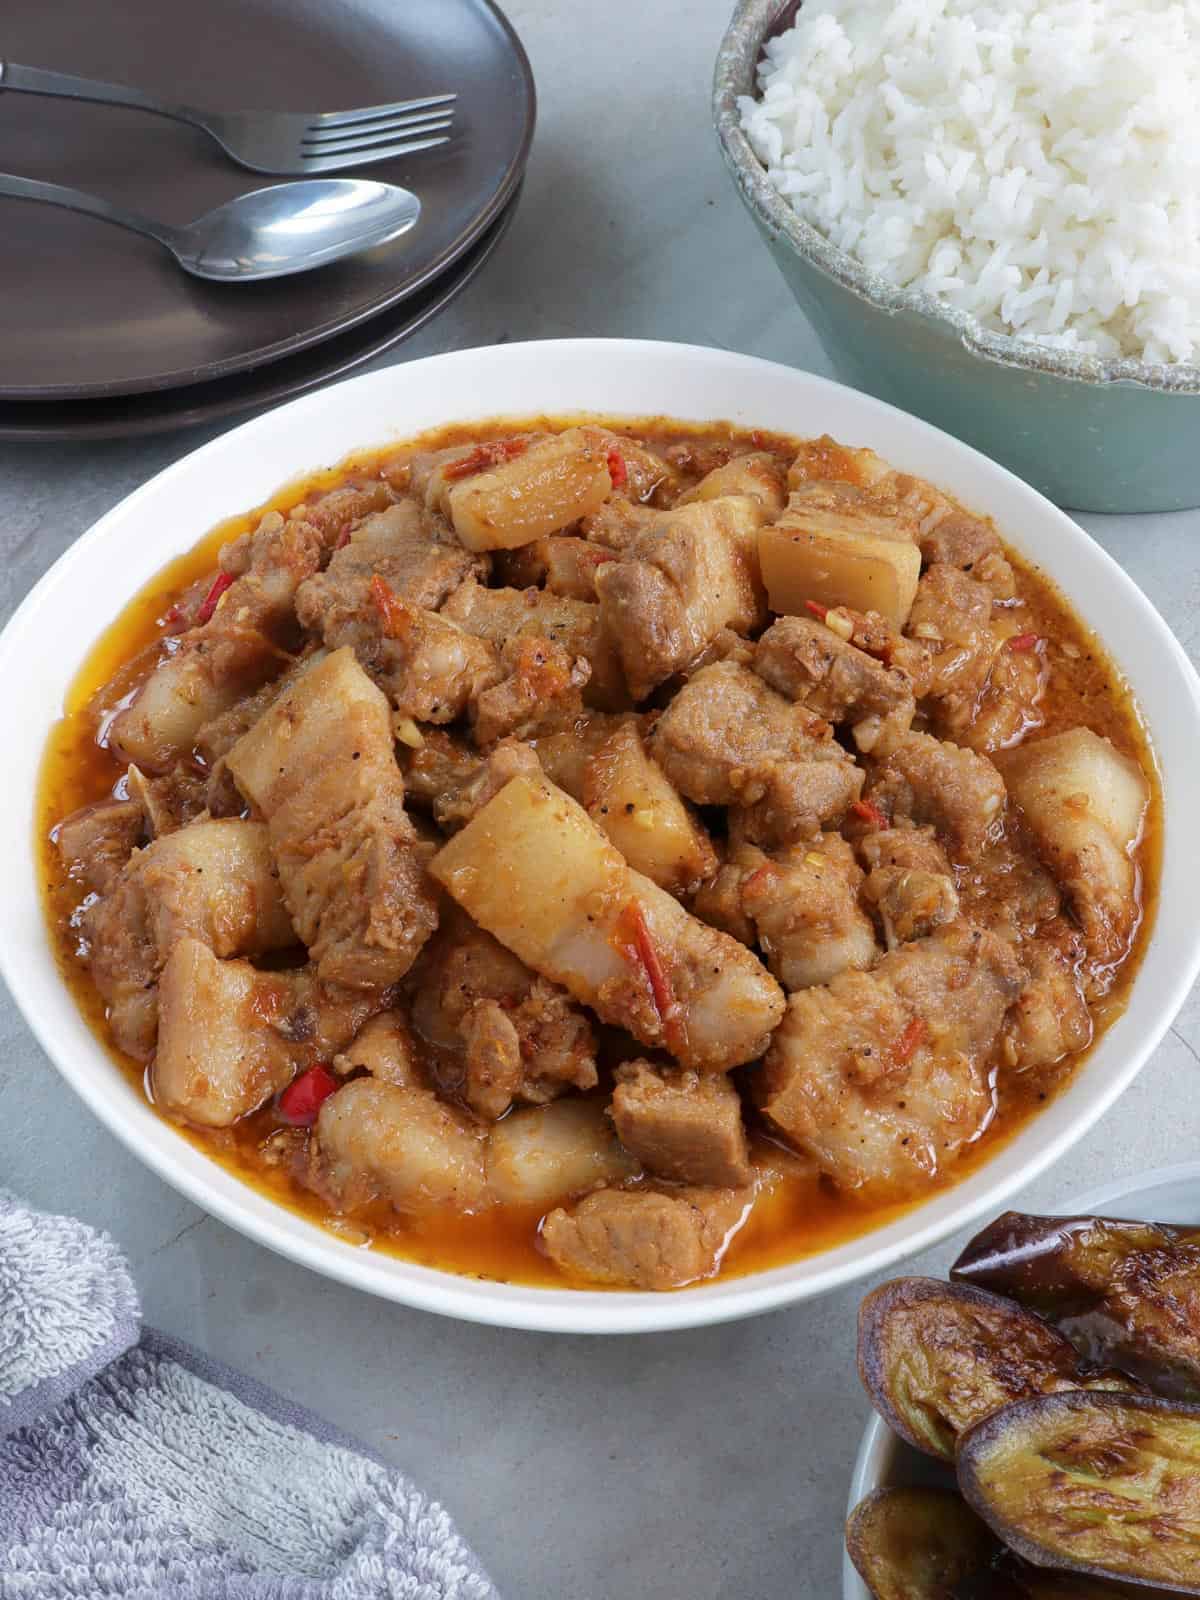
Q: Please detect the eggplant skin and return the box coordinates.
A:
[952,1211,1200,1401]
[957,1390,1200,1596]
[857,1277,1129,1461]
[953,1551,1179,1598]
[845,1486,998,1600]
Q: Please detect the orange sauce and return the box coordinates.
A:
[36,417,1161,1291]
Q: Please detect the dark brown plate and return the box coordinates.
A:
[0,186,519,442]
[0,0,533,400]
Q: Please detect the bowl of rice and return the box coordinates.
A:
[715,0,1200,513]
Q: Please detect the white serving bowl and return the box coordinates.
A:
[843,1163,1200,1598]
[2,338,1198,1335]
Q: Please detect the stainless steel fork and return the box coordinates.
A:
[0,62,455,175]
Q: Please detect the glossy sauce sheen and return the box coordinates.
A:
[38,416,1161,1290]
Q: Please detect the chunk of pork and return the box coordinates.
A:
[226,647,437,989]
[757,923,1023,1193]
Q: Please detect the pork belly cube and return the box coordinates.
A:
[693,833,877,988]
[745,835,878,990]
[429,772,785,1071]
[419,737,543,835]
[124,762,208,839]
[436,428,614,552]
[108,631,284,773]
[112,504,344,771]
[153,940,377,1127]
[211,509,326,638]
[650,661,863,844]
[471,635,590,746]
[193,654,318,769]
[299,500,483,627]
[313,1078,488,1214]
[1005,935,1092,1077]
[897,478,1001,572]
[995,728,1149,966]
[595,496,768,699]
[581,718,717,894]
[487,1099,637,1207]
[963,637,1047,756]
[541,536,620,601]
[866,732,1006,860]
[757,922,1022,1193]
[82,872,159,1060]
[288,480,393,545]
[80,818,295,1061]
[592,430,678,504]
[138,818,294,960]
[541,1183,753,1289]
[754,615,915,755]
[758,491,921,629]
[405,434,544,505]
[356,587,502,725]
[689,849,757,948]
[55,797,145,896]
[859,826,960,948]
[226,647,437,989]
[787,437,895,493]
[410,906,597,1118]
[677,451,787,516]
[529,713,621,800]
[401,728,485,809]
[334,1010,426,1089]
[579,498,668,552]
[442,577,627,711]
[906,565,1003,739]
[610,1061,751,1187]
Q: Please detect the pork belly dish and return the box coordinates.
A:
[40,418,1158,1291]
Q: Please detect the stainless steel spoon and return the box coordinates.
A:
[0,174,421,281]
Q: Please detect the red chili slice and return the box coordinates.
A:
[615,901,686,1057]
[607,447,628,489]
[851,798,890,830]
[804,599,829,621]
[370,573,410,638]
[1007,632,1040,652]
[441,438,528,481]
[892,1018,928,1067]
[277,1064,338,1127]
[195,571,234,626]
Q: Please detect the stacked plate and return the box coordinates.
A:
[0,0,534,441]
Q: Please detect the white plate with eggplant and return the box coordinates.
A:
[846,1162,1200,1597]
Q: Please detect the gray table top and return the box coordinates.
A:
[3,4,1199,1596]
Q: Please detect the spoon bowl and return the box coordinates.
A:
[0,173,421,282]
[179,180,422,281]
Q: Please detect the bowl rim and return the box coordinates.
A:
[842,1159,1200,1598]
[3,335,1200,1335]
[713,0,1200,396]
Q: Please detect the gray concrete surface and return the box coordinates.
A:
[3,4,1200,1596]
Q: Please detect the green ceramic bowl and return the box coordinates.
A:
[714,0,1200,514]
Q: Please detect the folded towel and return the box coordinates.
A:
[0,1189,499,1600]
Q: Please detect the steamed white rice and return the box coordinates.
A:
[738,0,1200,364]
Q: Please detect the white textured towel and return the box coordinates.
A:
[0,1190,499,1600]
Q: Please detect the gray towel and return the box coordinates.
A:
[0,1190,499,1600]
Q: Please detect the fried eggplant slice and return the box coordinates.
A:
[953,1212,1200,1400]
[858,1277,1130,1461]
[954,1550,1178,1598]
[846,1486,998,1600]
[957,1391,1200,1595]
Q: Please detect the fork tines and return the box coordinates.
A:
[303,94,455,159]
